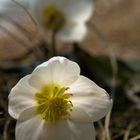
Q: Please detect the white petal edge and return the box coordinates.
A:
[8,75,37,119]
[69,76,112,122]
[29,57,80,89]
[58,23,87,42]
[16,107,45,140]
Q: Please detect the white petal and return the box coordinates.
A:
[69,76,112,122]
[44,120,95,140]
[29,0,64,10]
[16,107,45,140]
[64,0,94,23]
[8,75,37,119]
[29,57,80,89]
[58,23,87,42]
[70,106,92,122]
[16,107,95,140]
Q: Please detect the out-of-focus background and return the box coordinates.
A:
[1,0,140,60]
[0,0,140,140]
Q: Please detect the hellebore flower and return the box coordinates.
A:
[9,56,112,140]
[29,0,94,42]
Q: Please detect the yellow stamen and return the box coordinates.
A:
[35,84,73,123]
[42,5,65,32]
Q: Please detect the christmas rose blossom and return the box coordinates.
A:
[9,56,112,140]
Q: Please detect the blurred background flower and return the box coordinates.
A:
[29,0,94,42]
[0,0,140,60]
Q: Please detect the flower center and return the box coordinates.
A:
[42,5,66,32]
[35,84,73,123]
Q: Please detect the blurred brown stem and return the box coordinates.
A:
[0,25,30,51]
[129,134,140,140]
[3,119,11,140]
[51,31,57,56]
[11,0,37,26]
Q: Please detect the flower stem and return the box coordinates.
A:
[51,30,57,56]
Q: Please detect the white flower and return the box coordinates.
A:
[8,56,112,140]
[29,0,94,42]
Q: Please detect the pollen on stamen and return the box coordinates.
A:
[35,84,73,123]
